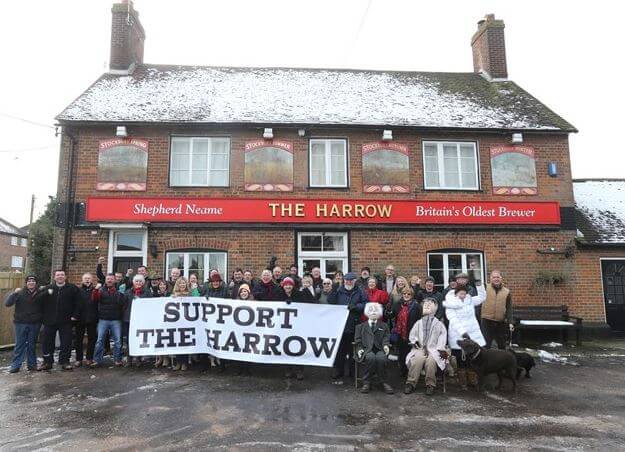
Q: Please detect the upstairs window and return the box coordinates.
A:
[423,141,479,190]
[309,139,348,187]
[170,137,230,187]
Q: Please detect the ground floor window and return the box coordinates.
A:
[427,250,484,291]
[107,228,147,274]
[297,232,348,279]
[165,250,227,282]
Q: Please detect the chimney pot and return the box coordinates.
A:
[471,13,508,79]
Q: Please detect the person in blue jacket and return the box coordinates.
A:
[328,272,368,381]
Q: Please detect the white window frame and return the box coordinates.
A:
[297,232,348,278]
[10,236,18,246]
[426,250,485,290]
[422,140,479,190]
[106,227,148,271]
[309,138,348,188]
[165,251,228,282]
[169,136,230,187]
[11,256,23,268]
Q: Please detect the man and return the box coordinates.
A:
[123,274,152,366]
[252,269,282,301]
[167,267,181,292]
[310,266,323,299]
[92,273,125,367]
[328,272,368,380]
[404,298,448,396]
[74,272,99,367]
[228,268,245,298]
[287,265,302,289]
[137,265,150,286]
[114,272,125,289]
[383,265,396,295]
[148,274,161,297]
[481,270,514,349]
[4,275,42,373]
[354,302,393,394]
[205,273,229,298]
[243,270,256,290]
[416,277,445,321]
[356,267,374,289]
[272,266,284,285]
[318,278,334,304]
[444,273,476,297]
[36,270,81,371]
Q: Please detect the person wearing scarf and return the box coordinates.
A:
[252,269,282,301]
[390,286,422,378]
[404,298,448,395]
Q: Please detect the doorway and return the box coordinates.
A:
[113,257,144,275]
[602,259,625,331]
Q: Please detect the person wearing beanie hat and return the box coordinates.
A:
[5,275,43,373]
[237,283,252,299]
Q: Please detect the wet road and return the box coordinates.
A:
[1,341,625,451]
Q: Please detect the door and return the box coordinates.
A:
[602,260,625,331]
[113,257,144,275]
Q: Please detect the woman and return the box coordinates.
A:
[252,270,281,301]
[188,273,203,296]
[171,277,190,371]
[443,283,486,390]
[278,277,305,380]
[153,279,171,368]
[409,275,422,295]
[298,276,317,303]
[389,286,422,378]
[389,276,409,308]
[361,277,389,321]
[123,274,152,367]
[232,283,254,376]
[318,278,334,304]
[333,271,344,289]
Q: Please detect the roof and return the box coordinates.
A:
[574,179,625,246]
[0,217,27,237]
[56,64,576,131]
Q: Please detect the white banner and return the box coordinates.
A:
[129,297,349,367]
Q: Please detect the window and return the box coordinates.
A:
[10,236,18,246]
[170,137,230,187]
[427,250,484,291]
[20,238,27,247]
[165,251,227,282]
[11,256,23,268]
[297,232,348,279]
[108,229,147,268]
[309,139,347,187]
[423,141,479,190]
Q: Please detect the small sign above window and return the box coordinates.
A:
[490,146,538,195]
[97,138,148,191]
[362,142,410,193]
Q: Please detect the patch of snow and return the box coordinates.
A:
[574,180,625,244]
[538,350,569,363]
[57,65,567,130]
[542,342,563,347]
[520,320,574,326]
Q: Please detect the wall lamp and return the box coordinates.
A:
[382,129,393,141]
[298,128,306,137]
[263,128,273,139]
[149,243,158,259]
[511,132,523,144]
[116,126,128,137]
[548,162,558,177]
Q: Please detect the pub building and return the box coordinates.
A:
[50,2,609,332]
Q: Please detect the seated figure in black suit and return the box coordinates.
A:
[354,302,393,394]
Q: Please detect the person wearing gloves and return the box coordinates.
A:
[354,302,393,394]
[91,273,125,368]
[328,272,368,381]
[4,275,43,373]
[404,298,448,396]
[443,282,487,390]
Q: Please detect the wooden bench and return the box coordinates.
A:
[513,305,583,346]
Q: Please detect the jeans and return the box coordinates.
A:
[74,322,97,362]
[11,322,41,370]
[94,320,122,363]
[42,323,73,365]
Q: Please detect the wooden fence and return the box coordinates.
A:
[0,272,23,347]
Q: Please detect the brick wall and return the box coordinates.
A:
[471,15,508,79]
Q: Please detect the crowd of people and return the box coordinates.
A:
[4,258,514,396]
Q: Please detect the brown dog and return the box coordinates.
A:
[457,337,517,393]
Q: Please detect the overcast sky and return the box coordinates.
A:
[1,0,623,227]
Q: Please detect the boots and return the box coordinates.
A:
[154,357,163,368]
[457,369,468,390]
[162,356,171,368]
[467,370,479,388]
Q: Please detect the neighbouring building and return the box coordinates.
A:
[0,218,28,272]
[574,179,625,332]
[53,2,613,331]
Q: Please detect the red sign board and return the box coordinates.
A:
[86,197,561,225]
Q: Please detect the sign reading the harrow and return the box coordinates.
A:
[129,297,348,367]
[87,197,561,225]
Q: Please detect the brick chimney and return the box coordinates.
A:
[109,0,145,72]
[471,14,507,79]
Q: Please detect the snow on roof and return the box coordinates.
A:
[57,65,575,131]
[0,217,27,237]
[574,180,625,245]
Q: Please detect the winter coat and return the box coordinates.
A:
[252,280,282,301]
[294,287,317,304]
[389,300,422,340]
[123,287,152,322]
[4,288,43,323]
[443,284,487,349]
[405,315,448,370]
[93,286,125,321]
[204,283,229,299]
[36,283,81,326]
[328,285,368,335]
[78,284,99,324]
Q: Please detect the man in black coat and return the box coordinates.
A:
[4,275,43,372]
[355,302,393,394]
[74,272,99,367]
[35,270,81,371]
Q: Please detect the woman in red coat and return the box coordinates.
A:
[361,277,389,321]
